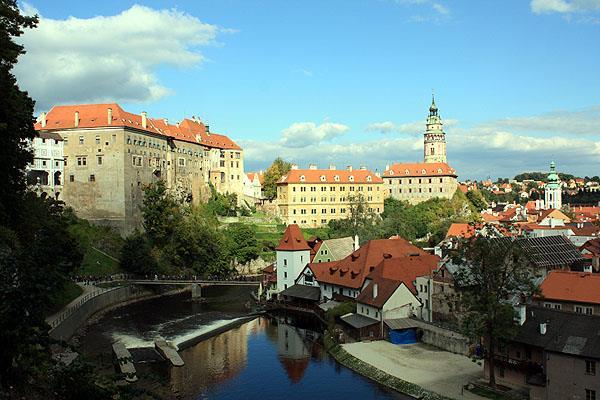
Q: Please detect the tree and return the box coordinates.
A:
[466,190,488,211]
[453,238,538,388]
[328,194,382,242]
[262,157,291,201]
[141,180,182,247]
[225,223,260,265]
[120,231,159,276]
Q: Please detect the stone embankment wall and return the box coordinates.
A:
[417,322,471,356]
[50,286,149,341]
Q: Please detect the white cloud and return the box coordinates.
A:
[396,0,451,23]
[531,0,600,13]
[14,4,231,110]
[281,122,349,148]
[366,119,458,134]
[484,106,600,135]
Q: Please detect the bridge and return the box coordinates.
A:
[127,279,260,286]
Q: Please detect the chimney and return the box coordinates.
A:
[373,283,378,299]
[385,164,389,171]
[309,164,317,170]
[107,108,112,125]
[360,165,367,170]
[40,112,46,128]
[163,118,169,125]
[74,111,79,128]
[375,171,381,178]
[291,164,298,170]
[347,165,353,172]
[540,323,547,335]
[141,111,147,129]
[329,164,336,170]
[206,124,210,135]
[354,235,359,251]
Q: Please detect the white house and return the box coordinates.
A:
[276,224,311,292]
[26,129,64,199]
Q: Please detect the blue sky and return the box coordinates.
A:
[14,0,600,180]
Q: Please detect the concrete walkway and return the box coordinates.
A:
[46,283,106,327]
[342,341,486,400]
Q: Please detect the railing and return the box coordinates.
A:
[48,287,116,329]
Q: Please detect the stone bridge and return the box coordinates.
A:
[127,279,261,298]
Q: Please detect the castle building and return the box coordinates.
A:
[34,103,243,235]
[25,131,64,199]
[383,96,458,204]
[276,165,384,228]
[545,161,562,210]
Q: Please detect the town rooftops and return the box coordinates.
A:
[581,238,600,256]
[307,237,435,289]
[278,168,382,185]
[538,270,600,305]
[446,223,477,239]
[383,162,457,178]
[35,103,241,150]
[276,224,310,251]
[514,306,600,359]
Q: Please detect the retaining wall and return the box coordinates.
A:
[419,324,470,356]
[49,286,148,341]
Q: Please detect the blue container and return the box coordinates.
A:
[389,329,417,345]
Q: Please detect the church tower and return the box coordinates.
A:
[423,94,447,164]
[545,161,562,210]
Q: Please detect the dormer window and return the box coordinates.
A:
[405,169,409,175]
[334,175,340,182]
[300,175,306,182]
[320,175,326,182]
[437,168,442,173]
[421,169,426,175]
[349,175,354,182]
[367,176,372,182]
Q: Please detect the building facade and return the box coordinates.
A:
[35,103,243,235]
[26,131,64,199]
[276,165,384,228]
[383,97,458,204]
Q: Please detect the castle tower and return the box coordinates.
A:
[423,94,447,164]
[276,224,311,292]
[545,161,562,210]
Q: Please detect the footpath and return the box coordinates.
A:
[342,341,486,400]
[46,283,107,327]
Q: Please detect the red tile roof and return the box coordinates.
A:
[357,255,437,308]
[246,172,264,185]
[35,103,241,150]
[538,270,600,305]
[481,213,501,223]
[580,238,600,256]
[276,224,310,251]
[307,238,438,289]
[446,223,477,239]
[278,169,382,185]
[383,162,457,178]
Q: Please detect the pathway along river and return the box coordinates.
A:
[77,286,411,400]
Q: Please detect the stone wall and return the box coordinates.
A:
[49,286,149,341]
[415,320,471,356]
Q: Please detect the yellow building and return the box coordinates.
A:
[35,103,243,235]
[276,165,384,227]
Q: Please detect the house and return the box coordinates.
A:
[339,254,438,340]
[296,237,438,302]
[580,238,600,272]
[276,224,311,293]
[276,165,384,228]
[243,171,264,201]
[534,270,600,315]
[487,306,600,400]
[311,236,357,263]
[26,131,64,199]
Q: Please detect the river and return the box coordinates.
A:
[77,286,411,399]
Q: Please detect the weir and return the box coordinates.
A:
[154,339,185,367]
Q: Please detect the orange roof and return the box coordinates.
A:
[458,184,468,194]
[538,270,600,305]
[276,225,310,251]
[525,201,537,211]
[247,172,264,185]
[278,169,382,185]
[307,238,438,289]
[580,238,600,256]
[481,213,501,222]
[446,223,477,239]
[383,162,457,178]
[35,103,241,150]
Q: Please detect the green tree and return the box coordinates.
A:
[453,238,538,388]
[141,180,182,246]
[466,190,488,211]
[328,194,382,242]
[206,183,239,216]
[120,231,159,276]
[262,157,291,201]
[225,223,260,265]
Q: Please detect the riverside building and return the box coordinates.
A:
[383,96,458,204]
[276,165,384,228]
[34,103,243,235]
